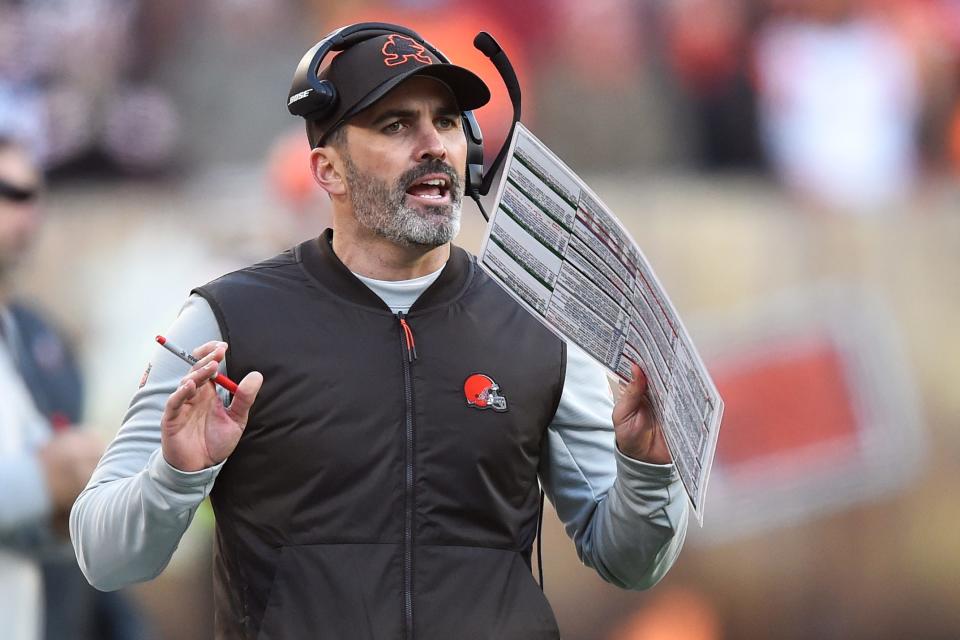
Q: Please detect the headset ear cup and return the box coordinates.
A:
[462,112,484,195]
[288,79,338,119]
[467,143,484,195]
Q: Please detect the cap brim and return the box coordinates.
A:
[343,63,491,123]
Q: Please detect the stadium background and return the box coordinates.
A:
[3,0,959,638]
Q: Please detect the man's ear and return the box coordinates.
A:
[310,146,346,197]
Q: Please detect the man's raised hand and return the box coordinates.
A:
[612,363,672,464]
[161,341,263,472]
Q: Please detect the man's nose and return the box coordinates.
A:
[415,124,447,162]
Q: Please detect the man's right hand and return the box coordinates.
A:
[161,341,263,472]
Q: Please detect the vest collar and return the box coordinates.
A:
[297,228,475,314]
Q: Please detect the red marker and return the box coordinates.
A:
[155,335,239,394]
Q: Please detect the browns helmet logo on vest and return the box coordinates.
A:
[381,34,433,67]
[463,373,508,412]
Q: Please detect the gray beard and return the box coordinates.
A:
[343,155,462,248]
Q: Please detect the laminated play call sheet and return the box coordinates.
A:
[479,123,723,523]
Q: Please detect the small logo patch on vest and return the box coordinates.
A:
[139,363,152,389]
[464,373,508,412]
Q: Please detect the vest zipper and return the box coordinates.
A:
[397,312,417,639]
[399,312,418,362]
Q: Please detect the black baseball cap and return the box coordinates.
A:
[305,33,491,147]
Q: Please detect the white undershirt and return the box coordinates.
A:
[352,266,444,314]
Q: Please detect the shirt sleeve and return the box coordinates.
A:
[538,343,689,590]
[70,295,229,591]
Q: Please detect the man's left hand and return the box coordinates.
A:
[612,363,672,464]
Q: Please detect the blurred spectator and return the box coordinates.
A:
[950,103,960,174]
[0,0,181,177]
[0,135,151,639]
[661,0,764,170]
[880,0,960,176]
[553,0,645,90]
[754,0,922,212]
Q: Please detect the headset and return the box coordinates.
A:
[287,22,523,220]
[287,23,484,200]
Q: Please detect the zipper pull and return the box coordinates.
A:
[397,312,418,362]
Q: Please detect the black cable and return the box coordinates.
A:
[536,488,545,590]
[470,191,489,222]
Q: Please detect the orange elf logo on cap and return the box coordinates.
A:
[464,374,508,412]
[382,35,433,67]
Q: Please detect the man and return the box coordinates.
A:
[71,27,688,639]
[0,136,148,639]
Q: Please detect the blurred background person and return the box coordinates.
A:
[0,0,181,177]
[660,0,764,172]
[753,0,922,213]
[0,135,151,639]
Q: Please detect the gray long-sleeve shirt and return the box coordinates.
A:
[71,273,688,593]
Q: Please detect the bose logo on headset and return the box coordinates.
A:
[288,89,313,105]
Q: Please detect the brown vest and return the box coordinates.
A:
[195,230,566,639]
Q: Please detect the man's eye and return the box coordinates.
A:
[383,121,404,133]
[437,116,458,130]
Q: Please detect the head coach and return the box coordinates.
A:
[70,23,689,640]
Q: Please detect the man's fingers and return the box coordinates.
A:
[165,378,197,418]
[166,362,220,419]
[227,371,264,423]
[622,363,649,397]
[634,365,649,394]
[184,361,220,386]
[613,364,652,424]
[191,340,226,360]
[190,343,227,373]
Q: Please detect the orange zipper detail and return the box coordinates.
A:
[398,313,418,362]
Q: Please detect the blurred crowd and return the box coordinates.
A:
[1,0,958,639]
[2,0,960,211]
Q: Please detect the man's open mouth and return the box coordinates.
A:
[405,173,452,204]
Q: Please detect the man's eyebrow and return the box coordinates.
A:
[369,104,461,127]
[435,103,461,117]
[370,109,417,127]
